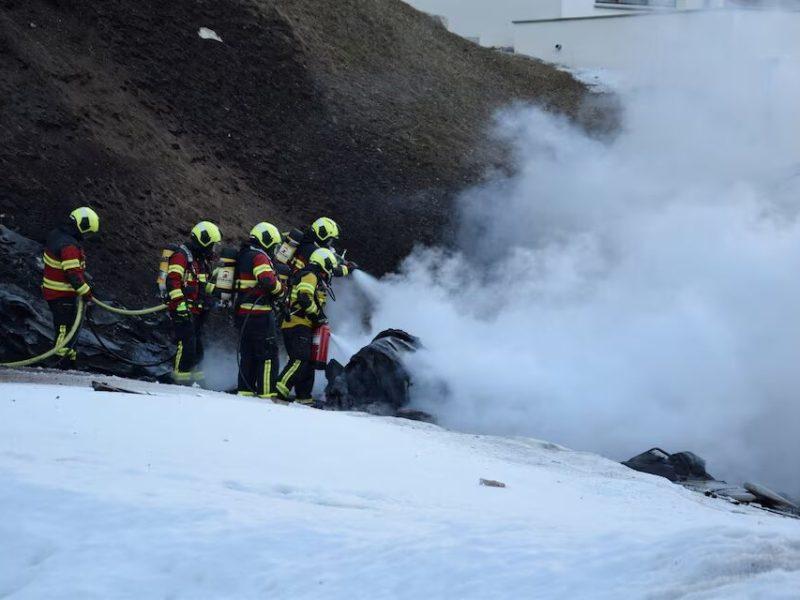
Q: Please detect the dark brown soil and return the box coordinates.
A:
[0,0,610,303]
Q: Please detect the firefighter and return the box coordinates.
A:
[234,222,284,398]
[287,217,357,277]
[166,221,221,385]
[42,207,99,369]
[276,247,337,405]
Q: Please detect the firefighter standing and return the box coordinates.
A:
[166,221,221,385]
[287,217,357,277]
[276,247,337,405]
[234,222,284,398]
[42,207,99,369]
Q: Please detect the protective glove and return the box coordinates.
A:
[174,301,191,321]
[297,294,313,311]
[346,260,359,272]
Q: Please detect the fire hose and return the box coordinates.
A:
[0,297,167,369]
[85,298,172,368]
[93,298,167,316]
[0,298,85,368]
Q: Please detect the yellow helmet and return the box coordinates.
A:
[309,247,337,276]
[250,222,281,251]
[311,217,340,245]
[69,207,100,235]
[191,221,222,248]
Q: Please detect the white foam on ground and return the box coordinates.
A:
[1,376,798,598]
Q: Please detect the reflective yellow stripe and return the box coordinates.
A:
[236,280,257,290]
[43,254,63,268]
[282,314,313,329]
[168,264,185,275]
[296,398,314,406]
[295,282,315,294]
[239,303,271,312]
[55,325,69,357]
[76,283,91,296]
[262,360,272,397]
[198,274,208,283]
[61,259,82,270]
[252,264,271,277]
[173,342,184,376]
[237,391,255,397]
[277,359,302,395]
[43,277,75,291]
[169,289,185,300]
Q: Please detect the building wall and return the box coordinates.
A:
[561,0,622,17]
[512,8,800,70]
[403,0,554,46]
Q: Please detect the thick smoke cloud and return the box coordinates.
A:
[331,10,800,494]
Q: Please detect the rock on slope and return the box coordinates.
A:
[0,0,606,305]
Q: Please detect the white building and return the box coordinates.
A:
[403,0,544,46]
[404,0,730,47]
[404,1,800,64]
[512,0,800,70]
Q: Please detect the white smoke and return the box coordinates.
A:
[330,9,800,495]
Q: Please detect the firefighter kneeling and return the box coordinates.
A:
[235,223,284,398]
[276,247,337,405]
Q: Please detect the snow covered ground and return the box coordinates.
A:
[1,373,799,599]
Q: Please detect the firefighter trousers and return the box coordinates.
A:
[236,312,279,398]
[48,298,81,369]
[276,325,315,403]
[172,313,205,385]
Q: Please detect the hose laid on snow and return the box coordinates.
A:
[93,298,167,316]
[0,298,85,368]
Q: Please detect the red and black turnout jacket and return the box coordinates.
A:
[235,245,282,316]
[166,245,212,314]
[42,225,92,301]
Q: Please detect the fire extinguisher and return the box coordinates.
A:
[311,324,331,370]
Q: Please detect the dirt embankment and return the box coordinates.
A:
[0,0,610,304]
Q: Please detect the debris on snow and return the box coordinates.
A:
[91,380,150,395]
[324,329,425,418]
[624,447,799,518]
[480,478,507,488]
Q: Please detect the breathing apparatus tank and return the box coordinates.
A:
[156,243,183,298]
[275,228,303,265]
[213,247,237,306]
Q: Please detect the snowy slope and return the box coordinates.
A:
[1,375,799,599]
